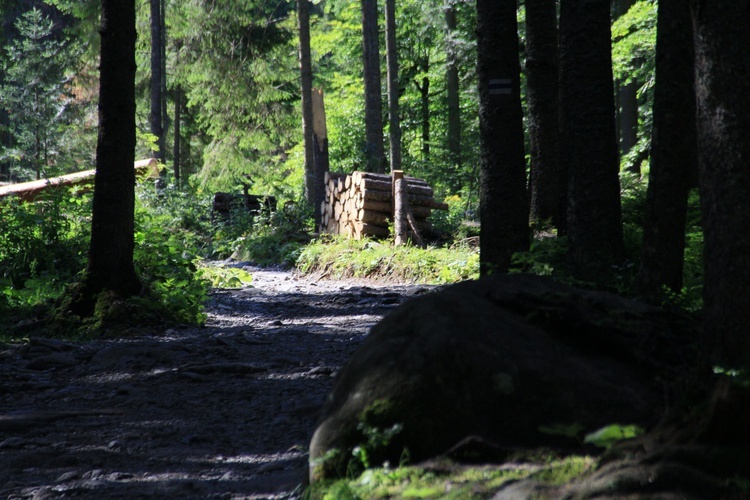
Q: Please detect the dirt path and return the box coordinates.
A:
[0,266,434,499]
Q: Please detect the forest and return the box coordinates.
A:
[1,0,750,497]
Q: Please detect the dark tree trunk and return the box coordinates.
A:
[445,4,462,188]
[361,0,385,173]
[312,89,329,231]
[384,0,401,173]
[417,74,430,161]
[525,0,563,228]
[70,0,141,315]
[637,0,695,295]
[618,82,639,166]
[160,0,168,162]
[298,0,315,210]
[616,0,639,172]
[173,84,181,186]
[150,0,164,162]
[691,0,750,368]
[476,0,529,275]
[559,0,623,275]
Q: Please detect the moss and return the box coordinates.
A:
[309,455,598,499]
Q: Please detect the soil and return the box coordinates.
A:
[0,265,435,499]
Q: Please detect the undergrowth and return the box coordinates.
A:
[296,235,479,285]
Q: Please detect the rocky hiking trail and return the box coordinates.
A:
[0,266,434,499]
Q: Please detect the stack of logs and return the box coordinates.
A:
[320,171,448,240]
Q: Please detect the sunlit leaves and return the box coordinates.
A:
[611,0,656,88]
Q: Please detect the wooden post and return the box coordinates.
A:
[393,170,407,245]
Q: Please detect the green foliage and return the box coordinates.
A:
[430,193,479,238]
[197,265,253,289]
[231,201,314,267]
[310,0,480,195]
[296,236,479,285]
[0,188,91,290]
[611,0,657,173]
[348,399,407,477]
[611,1,657,87]
[583,424,644,449]
[0,7,84,180]
[167,0,300,193]
[712,367,750,388]
[133,185,212,325]
[0,189,90,322]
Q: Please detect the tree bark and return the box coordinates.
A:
[298,0,315,208]
[384,0,401,173]
[150,0,164,162]
[361,0,385,173]
[637,0,695,295]
[445,3,462,188]
[416,74,431,160]
[525,0,563,228]
[312,88,329,229]
[70,0,141,315]
[559,0,623,275]
[173,84,181,186]
[691,0,750,368]
[616,0,639,172]
[476,0,529,275]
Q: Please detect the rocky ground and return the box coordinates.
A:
[0,266,434,499]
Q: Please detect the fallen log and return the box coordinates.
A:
[0,159,160,201]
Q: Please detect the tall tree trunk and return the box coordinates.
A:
[418,74,430,160]
[173,84,181,186]
[637,0,695,295]
[525,0,563,228]
[70,0,141,315]
[361,0,385,173]
[160,0,168,162]
[150,0,164,162]
[616,0,639,173]
[298,0,315,211]
[312,88,329,230]
[384,0,401,173]
[691,0,750,368]
[476,0,529,275]
[445,3,461,188]
[559,0,623,275]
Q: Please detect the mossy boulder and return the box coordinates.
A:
[309,274,703,483]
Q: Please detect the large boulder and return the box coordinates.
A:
[309,274,702,482]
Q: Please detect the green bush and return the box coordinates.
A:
[0,188,91,325]
[232,200,313,266]
[133,185,212,325]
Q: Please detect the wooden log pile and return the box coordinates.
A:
[320,171,448,240]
